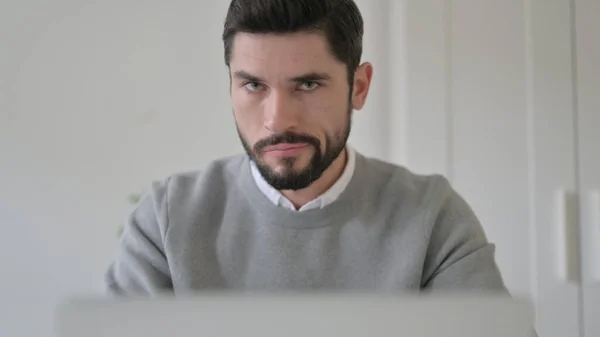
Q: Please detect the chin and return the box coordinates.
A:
[269,161,306,175]
[264,151,311,165]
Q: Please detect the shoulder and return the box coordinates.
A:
[360,156,499,287]
[360,155,453,217]
[167,154,246,189]
[147,154,247,208]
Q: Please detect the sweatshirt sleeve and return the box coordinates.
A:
[421,177,508,293]
[105,178,173,295]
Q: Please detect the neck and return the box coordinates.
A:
[280,147,348,209]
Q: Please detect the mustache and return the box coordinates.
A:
[254,132,320,153]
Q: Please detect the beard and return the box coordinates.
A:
[237,110,352,191]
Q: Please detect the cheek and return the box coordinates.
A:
[303,98,346,138]
[232,91,264,131]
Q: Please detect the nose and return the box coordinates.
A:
[263,90,300,132]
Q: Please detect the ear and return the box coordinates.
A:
[351,62,373,110]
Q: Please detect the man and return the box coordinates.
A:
[106,0,507,294]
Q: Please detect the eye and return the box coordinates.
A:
[298,81,320,91]
[244,82,264,92]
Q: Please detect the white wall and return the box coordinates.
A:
[0,1,395,336]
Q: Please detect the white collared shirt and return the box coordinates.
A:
[250,146,356,212]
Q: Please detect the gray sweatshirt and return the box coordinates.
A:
[105,152,507,294]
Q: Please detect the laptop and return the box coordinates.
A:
[55,293,535,337]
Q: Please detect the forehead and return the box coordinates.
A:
[229,32,344,77]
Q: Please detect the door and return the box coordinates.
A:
[575,0,600,336]
[398,1,582,336]
[528,1,582,336]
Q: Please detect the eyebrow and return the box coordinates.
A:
[290,72,331,83]
[233,71,264,83]
[232,71,332,83]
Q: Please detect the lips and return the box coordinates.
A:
[264,143,309,152]
[262,143,310,157]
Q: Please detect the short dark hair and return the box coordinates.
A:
[222,0,364,83]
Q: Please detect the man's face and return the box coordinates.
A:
[229,32,355,191]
